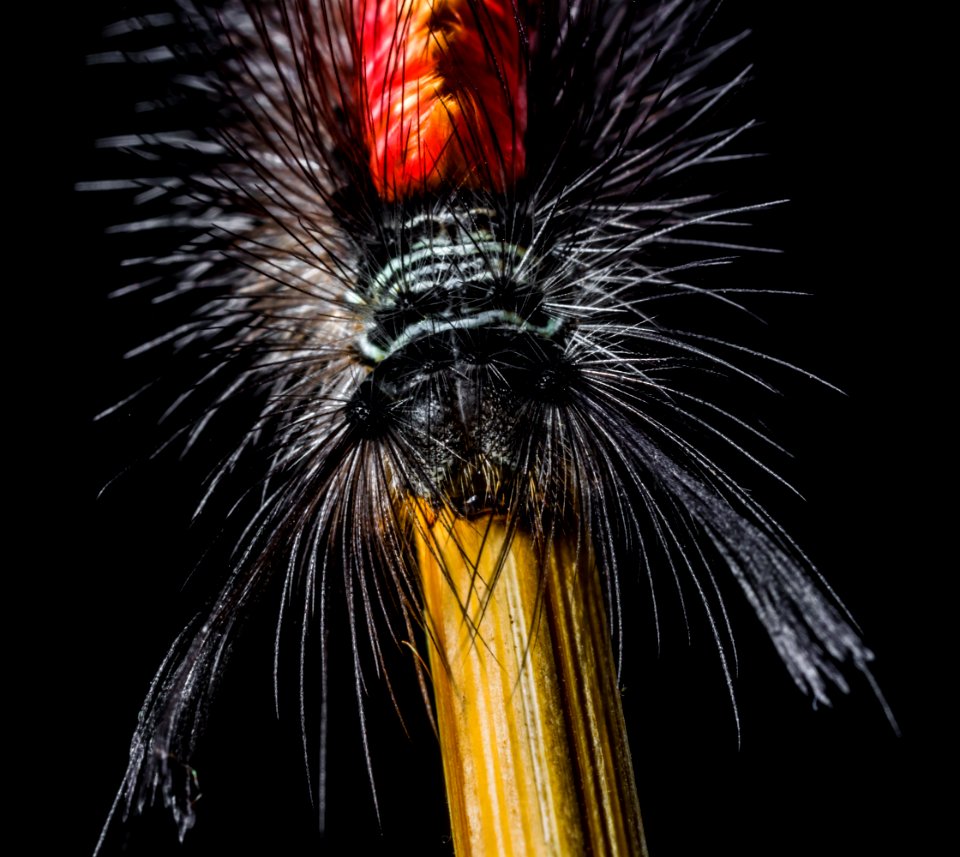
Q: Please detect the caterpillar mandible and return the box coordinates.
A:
[76,1,899,854]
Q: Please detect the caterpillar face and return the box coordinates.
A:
[347,204,573,507]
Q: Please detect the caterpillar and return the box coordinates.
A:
[77,1,898,854]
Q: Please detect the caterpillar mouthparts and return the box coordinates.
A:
[79,0,899,853]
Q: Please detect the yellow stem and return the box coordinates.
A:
[412,505,647,856]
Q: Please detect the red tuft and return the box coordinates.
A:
[357,0,527,201]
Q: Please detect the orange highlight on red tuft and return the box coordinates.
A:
[358,0,527,201]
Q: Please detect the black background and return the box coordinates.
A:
[30,2,933,854]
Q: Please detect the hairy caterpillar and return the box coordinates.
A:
[69,0,908,852]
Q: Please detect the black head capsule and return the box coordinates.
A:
[351,205,575,503]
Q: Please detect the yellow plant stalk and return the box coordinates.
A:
[413,504,647,856]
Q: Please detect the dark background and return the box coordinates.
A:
[29,2,932,854]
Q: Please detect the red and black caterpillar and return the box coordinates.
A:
[81,1,892,853]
